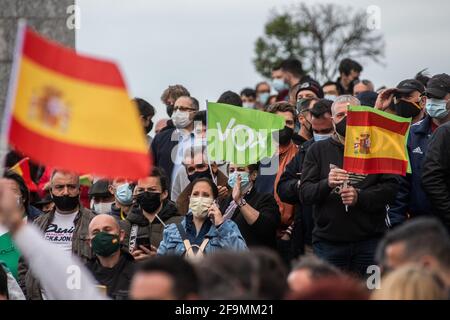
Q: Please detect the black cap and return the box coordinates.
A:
[394,79,425,95]
[425,73,450,99]
[88,179,111,197]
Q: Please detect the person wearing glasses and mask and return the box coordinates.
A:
[299,95,399,277]
[175,145,229,215]
[151,96,200,188]
[120,167,182,261]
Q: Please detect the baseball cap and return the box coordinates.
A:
[394,79,425,95]
[425,73,450,99]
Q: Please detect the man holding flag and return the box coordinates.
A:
[299,95,400,277]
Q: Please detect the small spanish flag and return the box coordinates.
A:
[5,24,151,180]
[343,106,411,176]
[8,157,38,192]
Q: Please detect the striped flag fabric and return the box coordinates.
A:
[5,25,151,180]
[343,106,411,176]
[8,157,38,191]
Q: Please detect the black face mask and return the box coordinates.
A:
[187,169,212,183]
[144,120,153,134]
[394,100,421,119]
[275,126,294,145]
[166,105,174,117]
[52,195,79,211]
[136,192,161,213]
[335,116,347,137]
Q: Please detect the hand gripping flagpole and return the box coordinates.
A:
[0,20,27,176]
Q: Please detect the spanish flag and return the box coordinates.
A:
[343,106,411,176]
[5,24,151,180]
[8,157,38,192]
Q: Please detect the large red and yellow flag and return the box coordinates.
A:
[343,106,411,176]
[5,25,151,180]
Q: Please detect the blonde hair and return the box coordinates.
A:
[372,264,447,300]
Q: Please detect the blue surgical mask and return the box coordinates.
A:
[426,98,449,119]
[258,92,270,105]
[272,79,289,92]
[227,171,250,190]
[313,132,333,141]
[324,94,337,102]
[115,183,133,206]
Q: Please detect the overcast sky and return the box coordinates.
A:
[76,0,450,130]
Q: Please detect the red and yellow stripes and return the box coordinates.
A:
[343,106,411,176]
[8,27,151,180]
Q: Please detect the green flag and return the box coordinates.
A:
[207,102,285,165]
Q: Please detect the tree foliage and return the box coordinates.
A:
[253,3,385,82]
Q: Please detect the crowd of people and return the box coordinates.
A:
[0,57,449,300]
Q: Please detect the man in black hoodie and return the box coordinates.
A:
[86,214,135,300]
[299,95,399,277]
[120,167,182,260]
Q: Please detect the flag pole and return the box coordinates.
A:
[0,20,27,176]
[205,99,217,185]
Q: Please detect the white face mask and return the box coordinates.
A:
[189,196,213,219]
[324,94,337,101]
[171,110,192,129]
[92,201,114,214]
[243,102,255,109]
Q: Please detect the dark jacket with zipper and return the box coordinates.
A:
[388,116,435,227]
[150,127,179,187]
[421,121,450,232]
[85,250,135,300]
[219,188,280,249]
[18,206,95,300]
[120,200,182,251]
[277,139,315,252]
[299,136,399,243]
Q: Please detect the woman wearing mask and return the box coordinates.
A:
[157,178,247,258]
[220,164,280,250]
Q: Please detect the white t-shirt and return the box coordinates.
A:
[44,211,78,253]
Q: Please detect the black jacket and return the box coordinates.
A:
[219,188,280,249]
[150,127,179,186]
[299,136,399,243]
[120,200,182,251]
[277,139,315,249]
[421,121,450,231]
[86,250,135,300]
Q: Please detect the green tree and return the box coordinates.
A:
[253,3,385,82]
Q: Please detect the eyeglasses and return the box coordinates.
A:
[332,112,347,120]
[185,163,209,175]
[173,105,196,112]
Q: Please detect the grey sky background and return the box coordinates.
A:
[76,0,450,131]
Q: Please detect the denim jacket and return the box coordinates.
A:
[157,214,248,256]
